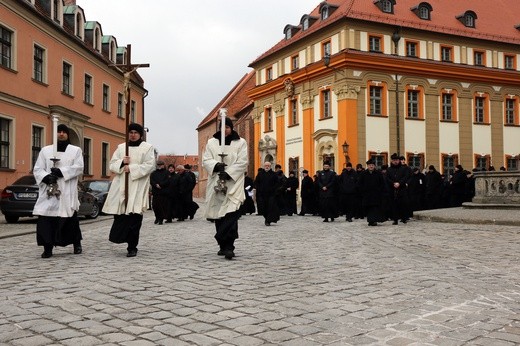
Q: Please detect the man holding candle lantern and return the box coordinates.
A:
[202,112,248,260]
[33,124,84,258]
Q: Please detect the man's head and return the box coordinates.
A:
[57,124,69,142]
[220,117,233,137]
[263,162,272,172]
[175,164,185,173]
[323,161,331,171]
[302,169,308,177]
[346,162,352,171]
[156,160,165,169]
[274,164,282,172]
[128,123,144,142]
[366,159,376,171]
[168,164,175,172]
[391,153,400,165]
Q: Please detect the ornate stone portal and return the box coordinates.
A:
[258,135,277,165]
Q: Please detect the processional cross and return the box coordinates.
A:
[112,44,150,208]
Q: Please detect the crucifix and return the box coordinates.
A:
[112,44,150,208]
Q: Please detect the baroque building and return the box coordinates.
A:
[0,0,147,187]
[248,0,520,177]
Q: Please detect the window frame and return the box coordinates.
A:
[288,97,299,126]
[367,81,388,117]
[264,107,273,132]
[441,154,458,180]
[504,54,516,70]
[102,84,110,112]
[84,74,92,104]
[474,94,489,124]
[440,90,458,122]
[101,142,109,177]
[441,45,453,62]
[504,96,519,125]
[31,125,43,170]
[83,137,91,175]
[505,155,518,171]
[117,92,124,118]
[473,50,486,66]
[265,67,273,82]
[368,151,388,169]
[406,87,424,119]
[0,118,11,169]
[320,88,332,120]
[405,40,419,58]
[418,5,430,20]
[291,54,299,71]
[33,44,45,83]
[368,34,383,53]
[62,61,72,95]
[0,25,13,69]
[474,154,490,171]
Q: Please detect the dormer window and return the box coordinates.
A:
[284,25,300,40]
[374,0,396,14]
[300,14,318,31]
[456,10,477,28]
[319,2,339,20]
[411,2,432,20]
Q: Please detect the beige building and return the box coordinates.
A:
[248,0,520,177]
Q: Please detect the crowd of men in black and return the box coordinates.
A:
[149,161,199,225]
[247,153,484,227]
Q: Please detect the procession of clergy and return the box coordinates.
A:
[35,114,426,260]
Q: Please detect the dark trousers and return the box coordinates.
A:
[214,210,240,251]
[109,214,143,251]
[152,194,169,222]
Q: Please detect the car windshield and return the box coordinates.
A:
[84,181,110,192]
[14,175,36,185]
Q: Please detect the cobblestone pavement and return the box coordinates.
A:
[0,206,519,345]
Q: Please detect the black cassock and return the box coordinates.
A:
[37,213,82,247]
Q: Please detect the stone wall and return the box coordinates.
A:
[472,171,520,205]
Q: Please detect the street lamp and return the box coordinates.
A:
[323,52,345,77]
[342,140,350,165]
[392,27,401,155]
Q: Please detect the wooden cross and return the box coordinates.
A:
[112,44,150,208]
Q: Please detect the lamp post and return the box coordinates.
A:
[392,27,401,155]
[342,140,350,166]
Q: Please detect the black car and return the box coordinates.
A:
[0,175,99,223]
[80,179,111,211]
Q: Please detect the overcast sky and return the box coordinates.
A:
[81,0,319,155]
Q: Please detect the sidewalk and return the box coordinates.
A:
[414,206,520,226]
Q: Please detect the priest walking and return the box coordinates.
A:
[103,123,155,257]
[202,114,248,260]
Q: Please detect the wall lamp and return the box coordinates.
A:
[323,52,346,77]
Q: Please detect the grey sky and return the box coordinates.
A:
[81,0,319,155]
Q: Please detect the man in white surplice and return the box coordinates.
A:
[203,117,248,260]
[33,124,84,258]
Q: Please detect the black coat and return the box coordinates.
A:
[150,168,170,196]
[358,169,385,207]
[338,169,358,195]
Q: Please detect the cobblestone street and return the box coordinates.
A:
[0,207,519,345]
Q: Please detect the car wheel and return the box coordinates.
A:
[86,203,100,219]
[5,215,19,223]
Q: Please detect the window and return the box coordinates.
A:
[465,15,475,28]
[505,97,518,125]
[94,28,100,52]
[302,17,310,30]
[419,6,430,20]
[62,62,72,95]
[83,138,91,175]
[406,41,418,57]
[474,95,489,124]
[457,11,477,28]
[322,41,331,60]
[266,67,273,81]
[321,7,329,20]
[475,155,489,171]
[53,0,60,22]
[288,157,299,175]
[379,0,394,13]
[117,93,124,118]
[75,13,83,38]
[369,35,382,52]
[0,118,11,168]
[102,142,109,177]
[264,107,273,132]
[32,126,43,170]
[407,153,424,170]
[506,156,518,171]
[504,54,516,70]
[131,100,136,122]
[474,50,485,66]
[33,45,45,82]
[320,89,331,119]
[291,55,299,70]
[370,86,383,115]
[84,74,92,104]
[1,25,13,69]
[441,91,457,121]
[442,154,458,179]
[407,90,420,119]
[369,153,387,169]
[441,46,452,62]
[289,98,298,126]
[102,84,109,111]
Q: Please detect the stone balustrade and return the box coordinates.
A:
[470,171,520,207]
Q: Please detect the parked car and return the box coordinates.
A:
[80,179,111,211]
[0,175,99,223]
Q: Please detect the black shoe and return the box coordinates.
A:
[401,219,407,224]
[41,251,52,258]
[323,218,329,222]
[368,222,377,226]
[223,250,235,260]
[347,218,353,222]
[158,221,163,225]
[154,219,159,224]
[127,249,138,257]
[178,218,185,222]
[218,250,225,256]
[331,218,335,222]
[189,215,194,220]
[73,246,82,254]
[165,220,172,223]
[265,221,270,226]
[392,220,398,225]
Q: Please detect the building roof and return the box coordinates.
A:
[196,71,256,130]
[250,0,520,66]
